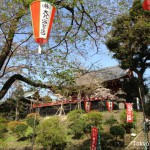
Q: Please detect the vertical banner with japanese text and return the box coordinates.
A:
[90,127,98,150]
[126,103,133,123]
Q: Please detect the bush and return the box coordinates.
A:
[84,110,102,133]
[120,110,137,133]
[110,125,125,141]
[101,133,113,150]
[67,109,85,121]
[105,115,118,128]
[0,116,7,139]
[7,121,28,137]
[36,117,66,149]
[67,109,86,139]
[25,113,40,128]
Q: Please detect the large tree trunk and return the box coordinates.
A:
[137,72,146,104]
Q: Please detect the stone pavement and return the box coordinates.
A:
[125,131,150,150]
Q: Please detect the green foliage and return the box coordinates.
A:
[0,116,7,123]
[101,133,113,150]
[0,116,7,139]
[122,77,143,101]
[85,110,103,132]
[120,110,137,133]
[110,125,125,140]
[67,109,85,121]
[105,0,150,95]
[67,109,86,139]
[105,115,118,128]
[7,121,28,137]
[25,113,40,128]
[0,86,28,119]
[36,117,66,149]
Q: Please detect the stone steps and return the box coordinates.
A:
[125,131,150,150]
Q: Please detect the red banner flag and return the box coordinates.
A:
[126,103,133,123]
[106,101,114,112]
[84,101,91,112]
[90,127,98,150]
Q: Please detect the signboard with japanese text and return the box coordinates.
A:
[126,103,133,123]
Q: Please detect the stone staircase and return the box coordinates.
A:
[125,131,150,150]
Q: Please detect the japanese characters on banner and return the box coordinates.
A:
[84,101,91,112]
[106,101,114,112]
[30,0,56,53]
[126,103,133,123]
[90,127,98,150]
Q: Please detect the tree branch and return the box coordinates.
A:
[0,74,59,100]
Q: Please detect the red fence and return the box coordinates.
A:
[32,97,108,108]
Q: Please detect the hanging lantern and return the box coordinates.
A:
[106,101,114,112]
[142,0,150,11]
[30,0,56,53]
[84,101,92,112]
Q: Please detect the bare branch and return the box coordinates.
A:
[0,74,58,100]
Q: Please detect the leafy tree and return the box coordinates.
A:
[106,0,150,101]
[110,125,125,141]
[36,117,66,149]
[0,86,28,120]
[122,77,144,102]
[85,110,103,133]
[67,109,86,139]
[0,97,29,120]
[0,0,131,101]
[67,109,85,121]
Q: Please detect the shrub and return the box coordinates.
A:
[101,133,113,150]
[0,116,7,139]
[67,109,86,139]
[7,121,28,137]
[110,125,125,141]
[120,110,137,133]
[25,113,40,128]
[36,117,66,149]
[84,110,103,133]
[67,109,85,121]
[105,115,118,128]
